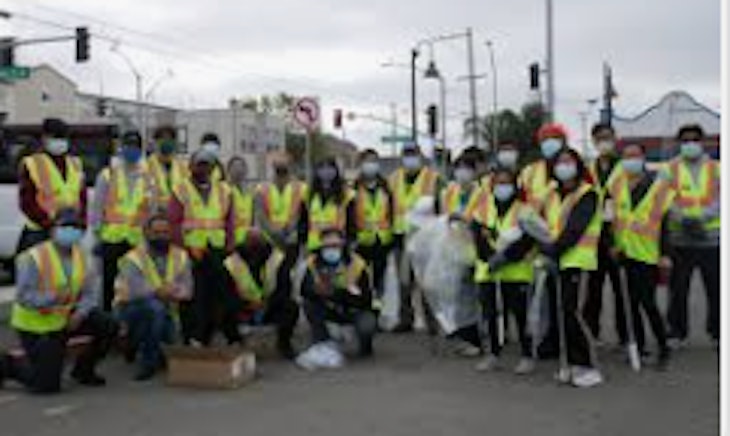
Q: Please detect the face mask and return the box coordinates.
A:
[121,147,142,164]
[680,141,703,160]
[148,238,170,253]
[454,167,474,184]
[493,184,515,202]
[46,138,69,156]
[361,161,380,178]
[321,247,342,265]
[192,167,210,183]
[402,155,421,170]
[596,140,615,155]
[622,158,645,175]
[202,142,220,158]
[317,166,337,183]
[497,150,518,168]
[159,140,176,156]
[53,226,83,248]
[540,138,562,159]
[274,166,289,177]
[554,162,578,182]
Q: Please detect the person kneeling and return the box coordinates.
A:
[299,229,376,368]
[114,214,193,381]
[1,209,118,394]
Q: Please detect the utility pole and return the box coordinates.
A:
[486,40,499,151]
[466,27,479,147]
[545,0,555,121]
[410,48,418,143]
[602,62,614,127]
[390,102,398,156]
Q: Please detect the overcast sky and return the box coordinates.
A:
[2,0,721,156]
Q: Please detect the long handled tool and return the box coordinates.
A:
[496,279,505,347]
[554,271,570,383]
[619,266,642,372]
[528,265,549,360]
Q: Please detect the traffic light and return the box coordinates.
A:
[529,62,540,90]
[333,109,343,129]
[96,98,108,117]
[0,38,14,67]
[76,27,89,62]
[427,104,438,137]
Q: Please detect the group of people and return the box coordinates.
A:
[0,115,719,393]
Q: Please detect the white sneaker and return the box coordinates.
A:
[474,354,500,372]
[667,338,688,350]
[514,358,536,375]
[455,342,482,358]
[571,367,604,388]
[554,367,572,384]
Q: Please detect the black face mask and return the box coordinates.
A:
[274,166,289,177]
[148,238,170,253]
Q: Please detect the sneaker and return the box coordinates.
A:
[667,337,688,351]
[554,367,572,384]
[474,354,500,372]
[514,358,536,375]
[571,367,604,388]
[454,342,482,358]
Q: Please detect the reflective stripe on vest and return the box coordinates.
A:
[669,158,720,230]
[355,186,392,246]
[260,182,306,231]
[521,160,551,209]
[11,242,85,333]
[307,194,348,250]
[147,155,187,207]
[307,254,368,291]
[231,186,254,245]
[100,167,147,244]
[23,154,84,228]
[545,183,601,271]
[176,180,231,249]
[390,167,438,233]
[465,185,494,225]
[609,171,675,265]
[224,250,284,303]
[121,246,188,291]
[440,182,473,215]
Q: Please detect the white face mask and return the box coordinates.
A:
[493,183,515,202]
[554,162,578,182]
[202,142,220,158]
[540,138,562,159]
[46,138,69,156]
[496,150,518,168]
[596,140,615,155]
[402,155,421,170]
[361,161,380,178]
[454,167,474,184]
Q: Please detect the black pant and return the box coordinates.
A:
[393,235,437,334]
[302,297,377,355]
[559,270,594,368]
[181,248,240,345]
[585,240,627,344]
[16,227,50,255]
[668,245,720,340]
[480,282,531,357]
[101,241,133,312]
[7,310,117,393]
[356,240,392,301]
[624,260,668,355]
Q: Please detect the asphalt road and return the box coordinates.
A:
[0,277,720,436]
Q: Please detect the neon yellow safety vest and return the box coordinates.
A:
[114,245,189,305]
[354,185,392,247]
[231,186,254,246]
[224,250,285,304]
[667,158,720,231]
[609,169,675,265]
[307,191,352,251]
[520,160,551,211]
[544,183,602,271]
[389,167,438,234]
[440,182,477,215]
[146,155,188,208]
[258,182,307,232]
[99,167,148,245]
[175,179,231,249]
[22,154,84,229]
[11,242,85,334]
[306,253,368,291]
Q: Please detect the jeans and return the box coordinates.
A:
[118,299,175,371]
[101,242,133,311]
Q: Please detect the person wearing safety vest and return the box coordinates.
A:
[664,124,720,349]
[584,123,627,348]
[91,131,149,311]
[388,142,441,333]
[114,213,193,381]
[461,145,490,184]
[538,148,603,388]
[0,209,117,393]
[352,149,394,310]
[607,143,674,370]
[17,118,87,253]
[227,156,254,247]
[468,168,536,375]
[169,149,235,346]
[520,123,568,212]
[199,132,226,183]
[436,154,479,217]
[300,229,377,362]
[147,125,188,211]
[302,156,355,252]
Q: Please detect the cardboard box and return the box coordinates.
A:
[164,346,256,389]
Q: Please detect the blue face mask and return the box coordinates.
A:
[321,247,343,265]
[540,138,562,159]
[493,184,515,202]
[680,141,703,160]
[622,158,645,175]
[53,226,84,248]
[554,162,578,182]
[121,147,142,164]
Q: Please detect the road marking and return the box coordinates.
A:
[43,404,79,417]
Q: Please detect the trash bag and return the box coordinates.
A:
[379,253,400,331]
[295,342,345,371]
[406,217,478,334]
[527,266,551,357]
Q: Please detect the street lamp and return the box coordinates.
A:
[485,40,499,151]
[110,42,143,134]
[142,68,174,148]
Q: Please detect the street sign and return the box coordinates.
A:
[380,134,412,144]
[293,97,320,131]
[0,66,30,80]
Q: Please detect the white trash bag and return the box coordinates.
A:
[379,253,401,331]
[295,341,345,371]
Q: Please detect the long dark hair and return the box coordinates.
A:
[310,156,346,203]
[548,147,594,187]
